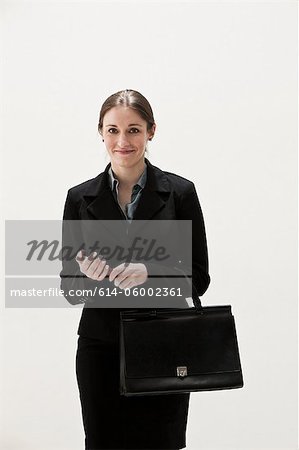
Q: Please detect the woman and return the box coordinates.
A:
[60,89,210,449]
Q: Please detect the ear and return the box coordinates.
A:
[148,123,156,140]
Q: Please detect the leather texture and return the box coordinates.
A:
[120,303,244,396]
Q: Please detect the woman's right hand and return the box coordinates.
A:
[76,250,110,281]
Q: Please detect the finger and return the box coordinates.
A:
[88,258,107,279]
[120,279,135,290]
[114,271,130,287]
[83,252,102,275]
[109,263,126,282]
[81,252,99,273]
[76,250,86,263]
[106,265,113,277]
[97,264,110,282]
[92,259,107,279]
[77,252,93,273]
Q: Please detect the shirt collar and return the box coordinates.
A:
[108,165,147,192]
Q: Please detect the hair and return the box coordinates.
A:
[98,89,155,154]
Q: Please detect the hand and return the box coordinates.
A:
[76,250,110,281]
[109,262,148,290]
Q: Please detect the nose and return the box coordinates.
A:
[117,132,131,147]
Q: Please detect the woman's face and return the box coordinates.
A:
[102,106,155,171]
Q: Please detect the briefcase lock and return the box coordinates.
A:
[177,366,187,378]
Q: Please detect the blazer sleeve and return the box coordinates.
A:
[59,189,90,305]
[143,182,210,300]
[176,182,210,297]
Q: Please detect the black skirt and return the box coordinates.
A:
[76,335,190,450]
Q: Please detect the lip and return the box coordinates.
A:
[115,149,135,154]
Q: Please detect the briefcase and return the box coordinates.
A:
[119,293,244,396]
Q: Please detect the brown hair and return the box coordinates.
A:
[98,89,155,138]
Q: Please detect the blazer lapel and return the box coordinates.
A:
[131,158,170,220]
[81,158,171,255]
[83,166,124,220]
[83,158,170,221]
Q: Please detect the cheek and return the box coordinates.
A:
[136,135,148,146]
[104,135,116,146]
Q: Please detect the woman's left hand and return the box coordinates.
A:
[109,263,148,290]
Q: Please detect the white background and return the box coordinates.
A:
[1,1,297,449]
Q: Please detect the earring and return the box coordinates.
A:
[102,139,104,142]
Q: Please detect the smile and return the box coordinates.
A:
[115,150,135,154]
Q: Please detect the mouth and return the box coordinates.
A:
[115,149,135,154]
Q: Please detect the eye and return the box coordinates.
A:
[108,128,118,133]
[129,128,140,133]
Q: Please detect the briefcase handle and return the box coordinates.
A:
[191,284,203,311]
[173,265,203,312]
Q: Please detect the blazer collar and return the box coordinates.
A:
[83,158,170,220]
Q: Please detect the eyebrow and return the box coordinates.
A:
[105,123,143,127]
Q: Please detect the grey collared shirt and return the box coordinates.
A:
[108,165,147,222]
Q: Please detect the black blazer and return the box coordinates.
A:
[60,157,210,342]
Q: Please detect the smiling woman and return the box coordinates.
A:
[60,89,210,449]
[100,98,155,177]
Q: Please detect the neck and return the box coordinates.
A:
[111,160,146,188]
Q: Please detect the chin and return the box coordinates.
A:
[113,155,144,167]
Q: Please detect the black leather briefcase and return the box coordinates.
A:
[119,293,244,396]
